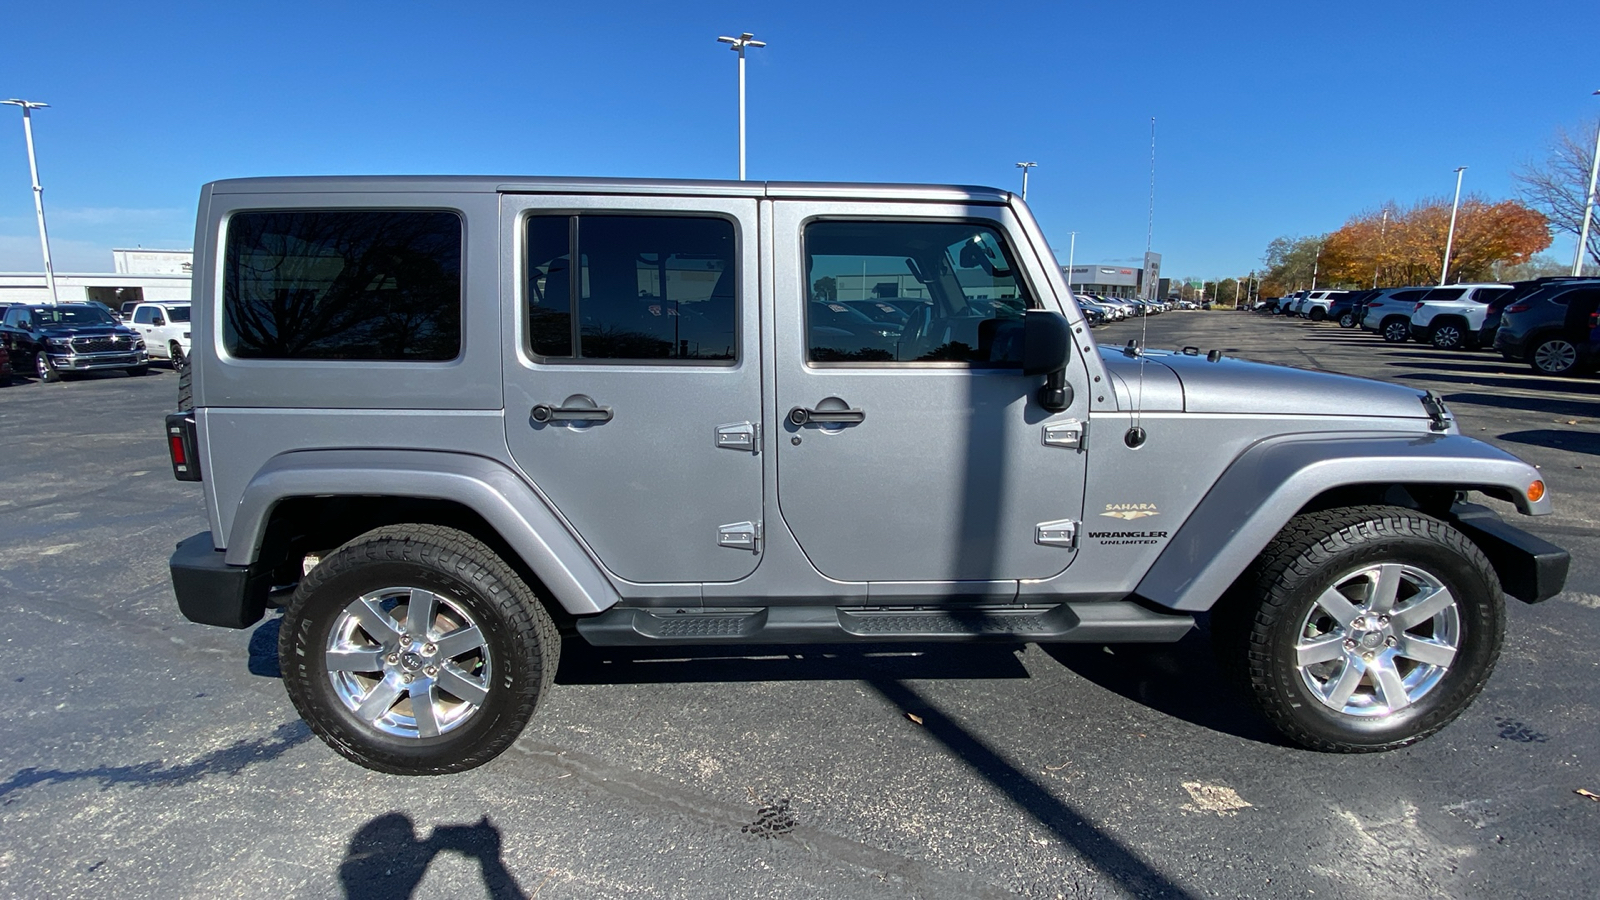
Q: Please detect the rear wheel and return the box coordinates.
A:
[1214,505,1503,752]
[1430,321,1466,350]
[1381,318,1411,343]
[1339,313,1355,328]
[1529,337,1579,375]
[1309,307,1326,321]
[280,524,559,774]
[169,343,186,370]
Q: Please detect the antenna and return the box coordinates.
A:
[1127,117,1155,449]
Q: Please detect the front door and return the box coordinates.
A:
[770,200,1090,589]
[501,194,764,585]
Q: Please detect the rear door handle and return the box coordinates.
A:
[531,403,613,424]
[787,406,865,426]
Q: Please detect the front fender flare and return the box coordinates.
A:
[225,449,621,616]
[1135,433,1549,612]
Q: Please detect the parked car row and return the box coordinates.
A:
[1258,277,1600,376]
[0,300,182,384]
[1073,294,1182,326]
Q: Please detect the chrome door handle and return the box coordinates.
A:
[530,403,613,424]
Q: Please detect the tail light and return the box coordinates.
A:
[166,412,201,481]
[1505,303,1530,313]
[1591,311,1598,329]
[1368,301,1384,308]
[1413,302,1424,312]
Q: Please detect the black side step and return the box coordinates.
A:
[575,603,1194,647]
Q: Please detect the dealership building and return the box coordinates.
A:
[0,249,192,306]
[1063,252,1163,299]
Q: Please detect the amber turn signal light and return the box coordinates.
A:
[1527,480,1545,502]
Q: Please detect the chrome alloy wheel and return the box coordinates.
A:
[1294,563,1461,717]
[325,586,493,738]
[1533,339,1577,375]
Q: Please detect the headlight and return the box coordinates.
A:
[135,339,146,349]
[45,336,73,348]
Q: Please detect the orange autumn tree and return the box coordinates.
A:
[1319,196,1550,287]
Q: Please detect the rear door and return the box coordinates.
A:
[500,194,765,585]
[769,200,1090,592]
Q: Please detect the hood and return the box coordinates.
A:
[1098,348,1433,419]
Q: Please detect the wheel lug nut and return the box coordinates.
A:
[424,665,438,677]
[1378,616,1390,626]
[386,653,399,664]
[1385,636,1398,647]
[423,643,436,655]
[1343,639,1357,650]
[401,673,414,684]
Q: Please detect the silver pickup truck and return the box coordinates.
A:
[165,176,1568,774]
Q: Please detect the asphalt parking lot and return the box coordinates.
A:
[1,315,1597,900]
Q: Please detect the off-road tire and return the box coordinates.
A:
[176,363,193,411]
[1381,317,1411,343]
[1214,505,1503,753]
[280,524,559,775]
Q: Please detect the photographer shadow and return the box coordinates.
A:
[340,813,528,900]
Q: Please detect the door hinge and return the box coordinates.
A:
[718,521,762,552]
[1042,419,1085,449]
[715,422,761,454]
[1035,519,1078,549]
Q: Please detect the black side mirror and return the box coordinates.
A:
[1022,310,1074,412]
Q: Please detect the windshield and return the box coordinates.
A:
[25,305,117,326]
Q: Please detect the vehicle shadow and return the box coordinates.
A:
[248,615,282,677]
[0,721,312,799]
[555,640,1033,685]
[1440,391,1600,420]
[1394,370,1600,394]
[339,813,528,900]
[1039,627,1281,746]
[1498,429,1600,457]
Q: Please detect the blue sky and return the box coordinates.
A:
[0,0,1595,279]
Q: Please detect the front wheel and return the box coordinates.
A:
[1430,322,1465,350]
[35,352,59,382]
[280,524,559,774]
[1339,313,1355,328]
[1214,506,1503,752]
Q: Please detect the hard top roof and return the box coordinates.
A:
[203,175,1013,205]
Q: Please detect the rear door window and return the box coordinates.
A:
[223,209,463,361]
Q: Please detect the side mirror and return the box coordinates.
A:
[1022,310,1074,412]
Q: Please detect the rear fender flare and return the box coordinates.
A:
[1135,433,1549,612]
[225,449,620,615]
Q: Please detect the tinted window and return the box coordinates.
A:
[805,221,1033,364]
[525,215,736,362]
[223,210,462,361]
[24,305,116,326]
[166,306,191,323]
[133,307,157,324]
[1423,288,1465,302]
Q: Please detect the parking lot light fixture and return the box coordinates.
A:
[1015,161,1037,200]
[1441,166,1467,285]
[716,33,765,181]
[1573,90,1600,277]
[3,98,58,305]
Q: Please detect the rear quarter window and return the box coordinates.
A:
[222,209,462,361]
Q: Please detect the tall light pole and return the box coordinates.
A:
[3,99,58,305]
[716,32,766,181]
[1573,89,1600,277]
[1065,230,1077,293]
[1440,166,1467,285]
[1373,206,1390,288]
[1015,161,1037,200]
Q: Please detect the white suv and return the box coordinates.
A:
[1300,290,1347,321]
[1408,284,1515,350]
[128,302,191,367]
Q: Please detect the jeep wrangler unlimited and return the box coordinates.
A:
[166,176,1569,774]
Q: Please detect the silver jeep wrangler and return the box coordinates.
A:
[166,176,1569,774]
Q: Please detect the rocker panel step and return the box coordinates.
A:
[575,602,1194,647]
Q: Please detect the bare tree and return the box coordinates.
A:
[1513,118,1600,269]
